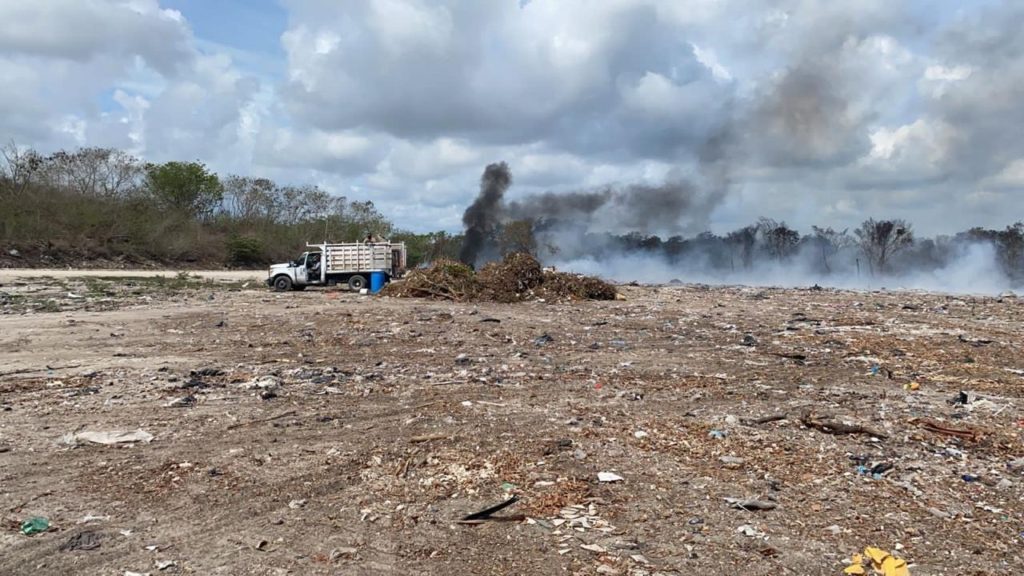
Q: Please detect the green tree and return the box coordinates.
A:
[144,161,223,219]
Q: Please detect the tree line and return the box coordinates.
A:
[514,217,1024,283]
[3,142,1021,282]
[0,143,458,267]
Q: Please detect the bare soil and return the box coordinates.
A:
[1,274,1023,575]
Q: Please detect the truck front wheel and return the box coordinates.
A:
[272,275,293,292]
[348,275,367,291]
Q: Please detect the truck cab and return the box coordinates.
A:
[267,241,406,292]
[267,252,317,291]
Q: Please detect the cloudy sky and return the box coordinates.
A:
[1,0,1022,235]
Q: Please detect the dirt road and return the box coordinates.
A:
[1,282,1023,575]
[0,268,265,282]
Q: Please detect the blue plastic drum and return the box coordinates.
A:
[369,271,386,293]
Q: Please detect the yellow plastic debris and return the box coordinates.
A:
[843,552,867,574]
[880,555,909,576]
[864,547,889,565]
[861,546,910,576]
[905,382,920,391]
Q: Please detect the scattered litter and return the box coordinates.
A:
[78,514,109,524]
[164,395,196,408]
[597,472,624,483]
[65,430,154,446]
[154,560,176,570]
[801,411,887,439]
[534,334,554,347]
[20,517,50,536]
[708,430,727,440]
[409,432,449,443]
[191,367,224,377]
[844,547,910,576]
[913,418,980,441]
[60,531,101,551]
[331,547,358,559]
[952,390,978,405]
[736,524,765,538]
[725,498,777,511]
[457,495,523,524]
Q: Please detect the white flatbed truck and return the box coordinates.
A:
[267,241,407,292]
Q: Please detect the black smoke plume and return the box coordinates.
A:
[506,177,716,235]
[459,162,511,266]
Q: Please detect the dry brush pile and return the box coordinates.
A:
[381,253,619,303]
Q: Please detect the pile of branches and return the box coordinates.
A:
[478,252,546,303]
[380,259,479,301]
[538,270,620,301]
[382,253,618,303]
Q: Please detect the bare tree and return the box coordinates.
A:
[810,226,852,273]
[0,141,44,194]
[223,175,278,222]
[726,225,758,270]
[499,219,538,256]
[854,218,913,275]
[40,147,142,197]
[758,218,800,261]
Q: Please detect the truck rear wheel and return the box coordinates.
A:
[272,275,292,292]
[348,275,367,291]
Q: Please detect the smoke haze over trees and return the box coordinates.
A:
[456,162,1024,295]
[3,142,1023,295]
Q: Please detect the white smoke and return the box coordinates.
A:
[551,239,1014,296]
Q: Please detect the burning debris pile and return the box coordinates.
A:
[382,253,618,303]
[381,259,478,301]
[477,252,545,302]
[452,162,1023,294]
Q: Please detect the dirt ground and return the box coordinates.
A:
[0,268,265,283]
[1,271,1023,575]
